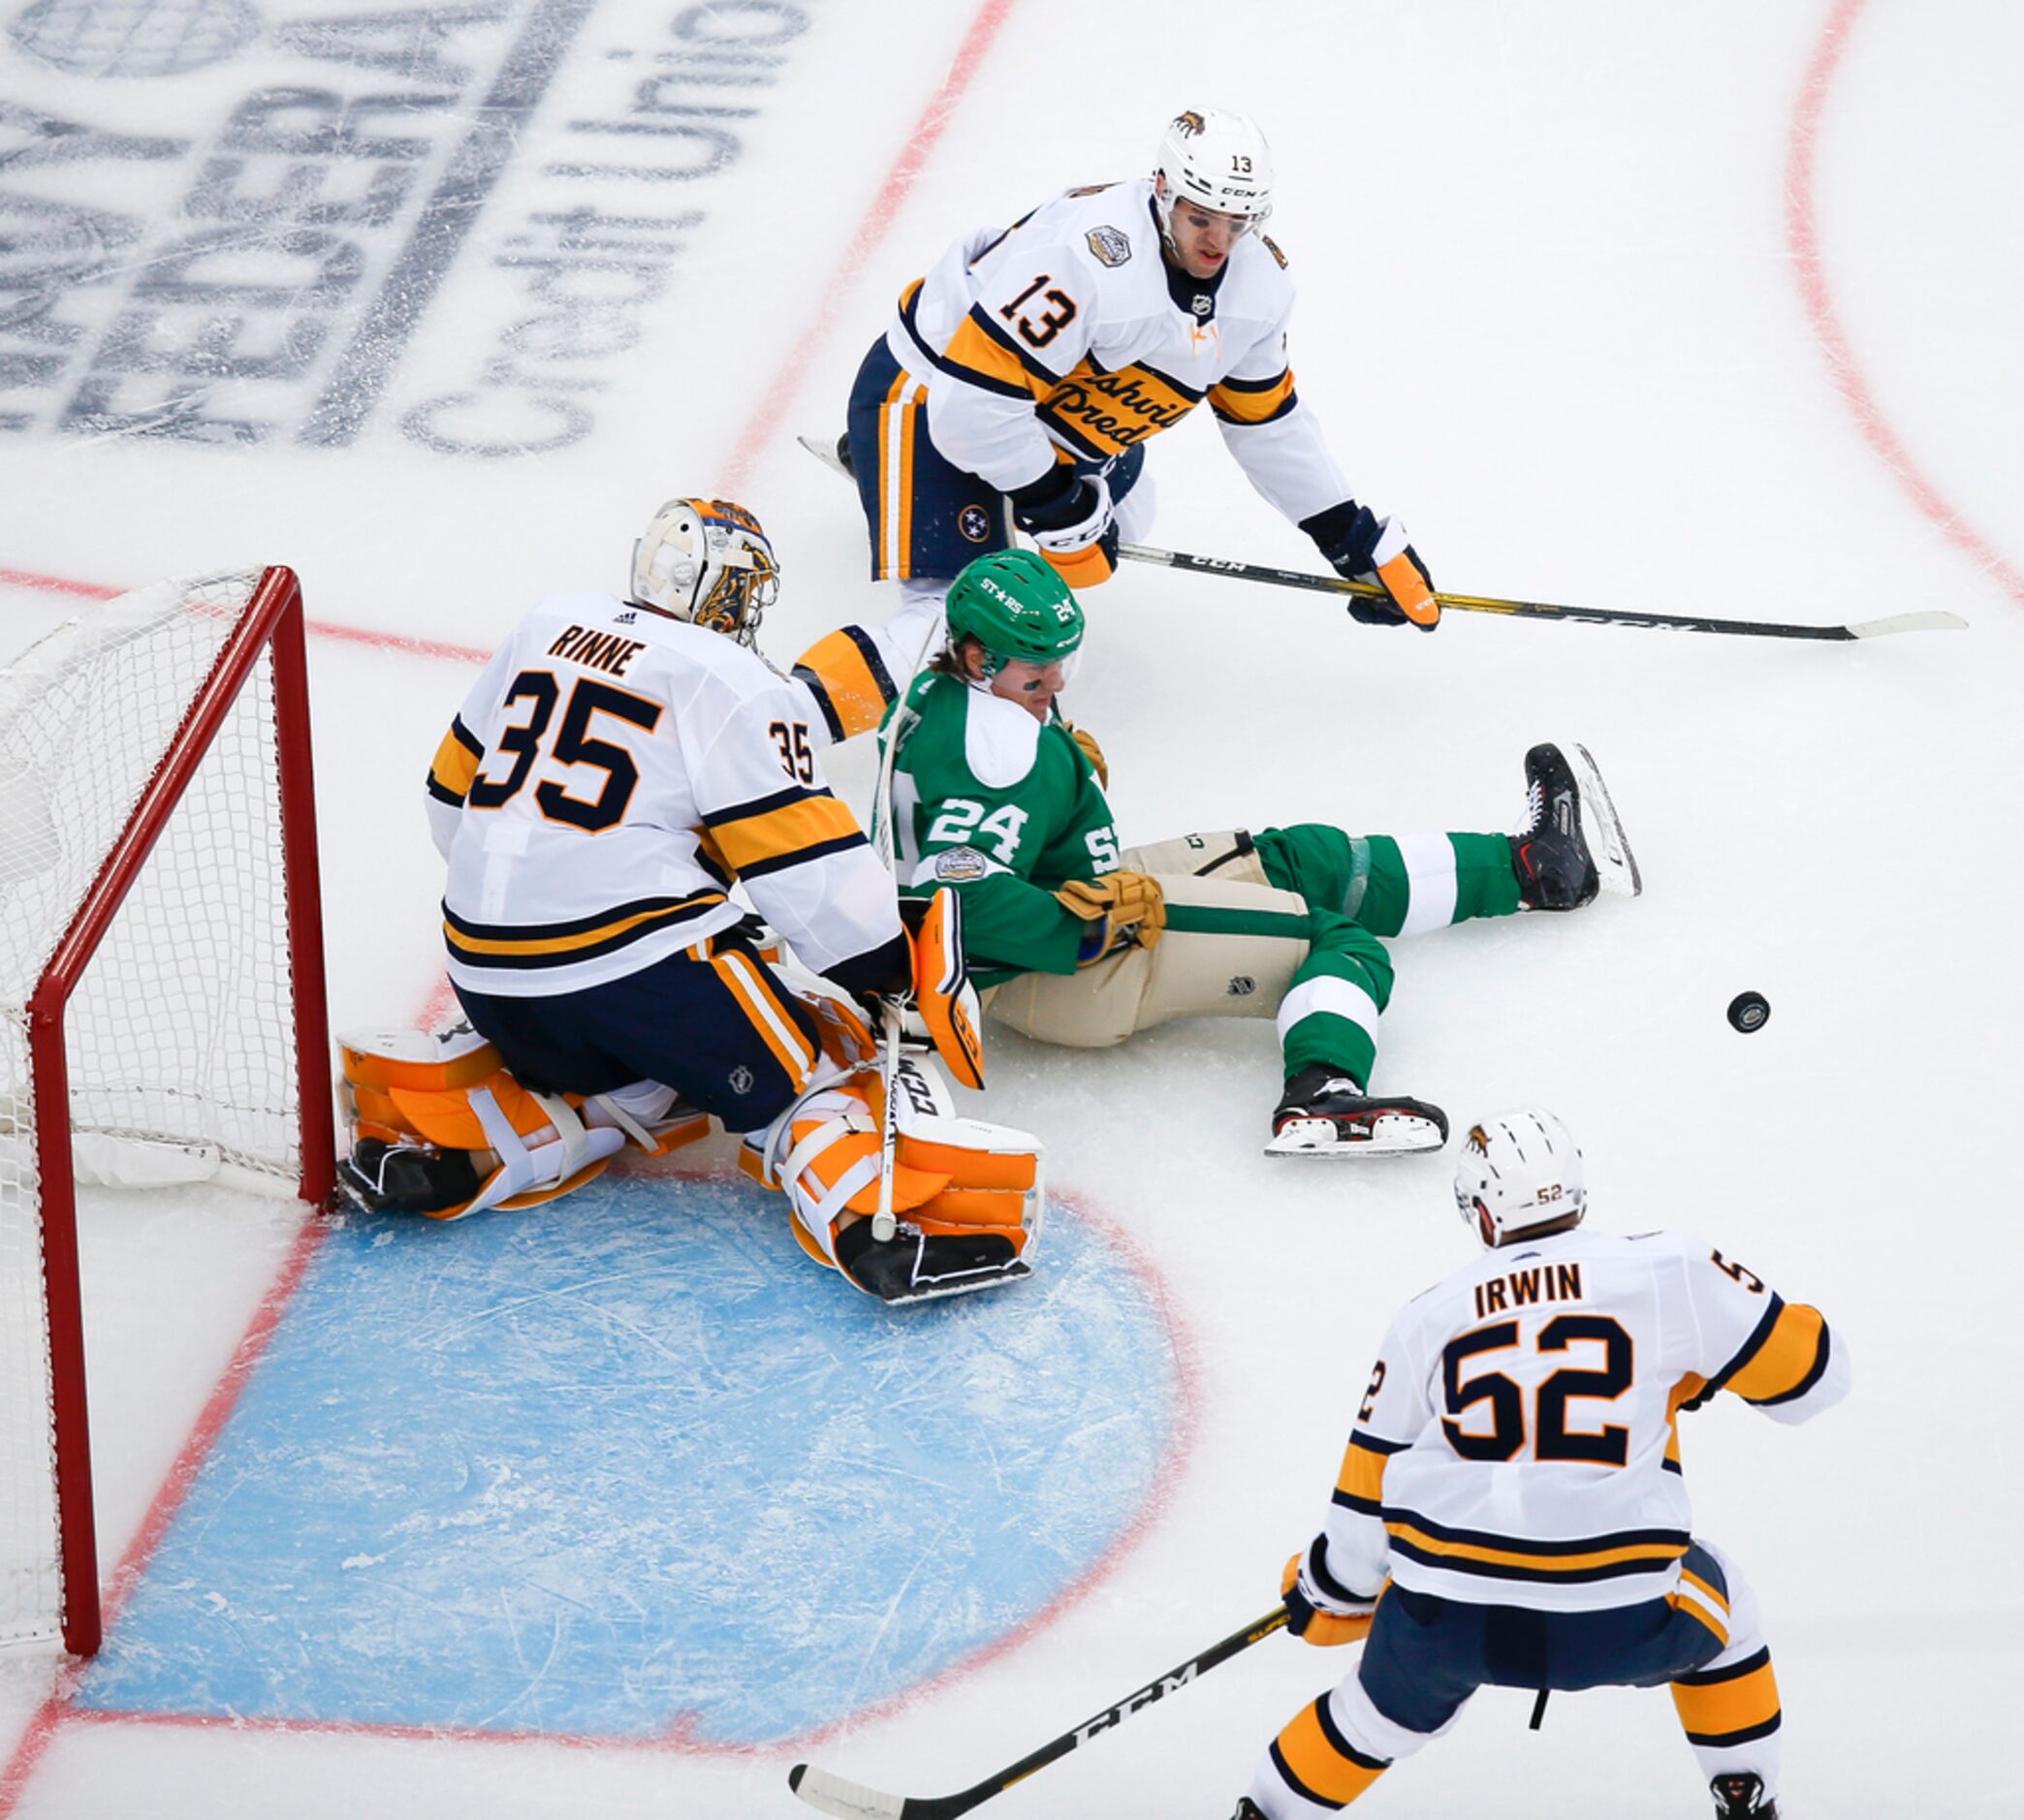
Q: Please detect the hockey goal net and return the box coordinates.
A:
[0,567,332,1657]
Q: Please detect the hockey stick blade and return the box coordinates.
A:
[797,432,854,482]
[787,1764,911,1820]
[788,1606,1290,1820]
[1846,611,1969,638]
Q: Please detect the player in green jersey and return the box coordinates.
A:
[883,550,1639,1155]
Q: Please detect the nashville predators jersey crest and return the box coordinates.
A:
[426,592,900,995]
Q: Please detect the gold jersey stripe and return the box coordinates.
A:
[1728,1302,1827,1403]
[1385,1521,1686,1575]
[942,311,1041,399]
[445,894,723,957]
[1335,1440,1388,1504]
[1209,368,1296,424]
[429,725,481,799]
[710,792,865,874]
[798,629,892,740]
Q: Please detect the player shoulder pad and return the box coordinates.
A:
[961,687,1047,789]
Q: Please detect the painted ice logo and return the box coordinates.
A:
[0,0,824,457]
[10,0,259,76]
[958,503,991,543]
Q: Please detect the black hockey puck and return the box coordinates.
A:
[1726,991,1770,1033]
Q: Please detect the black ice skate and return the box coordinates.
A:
[1510,741,1642,908]
[1266,1066,1448,1158]
[337,1138,484,1218]
[1711,1772,1779,1818]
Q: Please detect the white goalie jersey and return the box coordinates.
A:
[1314,1228,1850,1614]
[425,593,902,997]
[889,176,1350,526]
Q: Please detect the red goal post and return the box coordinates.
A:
[1,566,333,1657]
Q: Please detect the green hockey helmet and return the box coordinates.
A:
[944,550,1085,678]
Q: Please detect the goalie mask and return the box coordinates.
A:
[1153,108,1274,243]
[1453,1109,1587,1248]
[630,497,780,646]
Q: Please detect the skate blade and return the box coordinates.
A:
[1568,742,1643,898]
[1265,1114,1446,1159]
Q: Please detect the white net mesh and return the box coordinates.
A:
[1,570,307,1647]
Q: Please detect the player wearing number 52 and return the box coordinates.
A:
[336,499,1043,1305]
[1236,1112,1850,1820]
[808,110,1435,737]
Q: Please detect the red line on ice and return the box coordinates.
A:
[717,0,1022,496]
[1785,0,2024,604]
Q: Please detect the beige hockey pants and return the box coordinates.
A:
[984,832,1310,1048]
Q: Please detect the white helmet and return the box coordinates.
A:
[629,497,779,646]
[1453,1110,1587,1248]
[1153,109,1275,241]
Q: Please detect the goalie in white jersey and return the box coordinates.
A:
[336,499,1043,1305]
[796,108,1440,741]
[1236,1111,1850,1820]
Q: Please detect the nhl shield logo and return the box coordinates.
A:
[729,1065,754,1095]
[958,504,992,543]
[1226,976,1256,997]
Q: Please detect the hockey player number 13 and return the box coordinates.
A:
[466,669,663,832]
[1441,1315,1633,1467]
[999,273,1079,350]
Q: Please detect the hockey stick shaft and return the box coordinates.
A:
[1119,543,1968,640]
[788,1605,1291,1820]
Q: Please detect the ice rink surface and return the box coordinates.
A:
[4,1,2022,1813]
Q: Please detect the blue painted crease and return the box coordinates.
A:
[76,1176,1179,1744]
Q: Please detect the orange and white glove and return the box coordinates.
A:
[1054,869,1165,963]
[1301,499,1439,631]
[1281,1547,1379,1647]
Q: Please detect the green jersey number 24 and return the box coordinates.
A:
[927,798,1028,863]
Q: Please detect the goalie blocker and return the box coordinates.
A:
[335,891,1039,1304]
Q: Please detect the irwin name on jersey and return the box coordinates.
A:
[1472,1261,1584,1320]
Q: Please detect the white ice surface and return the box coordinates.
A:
[4,2,2021,1815]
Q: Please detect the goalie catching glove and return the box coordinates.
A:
[1055,869,1166,964]
[743,1051,1042,1304]
[1300,499,1439,631]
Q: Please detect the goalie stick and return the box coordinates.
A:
[793,436,1965,640]
[866,608,944,1243]
[787,1605,1291,1820]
